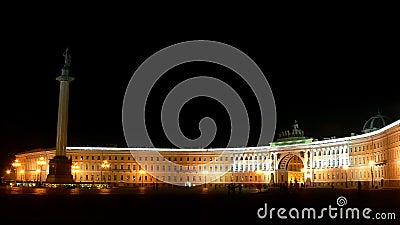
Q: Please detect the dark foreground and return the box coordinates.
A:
[0,186,399,225]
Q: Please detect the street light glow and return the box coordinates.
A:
[12,159,21,168]
[101,160,110,169]
[37,157,47,166]
[369,161,375,166]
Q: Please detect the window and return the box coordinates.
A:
[121,165,124,170]
[128,164,131,170]
[86,156,89,160]
[80,156,83,160]
[128,156,130,160]
[121,156,124,160]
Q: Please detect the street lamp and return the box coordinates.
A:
[12,159,21,182]
[36,157,47,185]
[35,169,40,183]
[101,160,110,187]
[139,169,146,187]
[6,170,11,182]
[20,169,25,182]
[343,165,349,188]
[203,170,209,187]
[369,161,375,189]
[71,162,80,182]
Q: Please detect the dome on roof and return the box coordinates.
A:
[362,111,390,133]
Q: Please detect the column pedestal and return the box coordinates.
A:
[46,156,74,184]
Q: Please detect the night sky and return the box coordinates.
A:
[1,15,399,171]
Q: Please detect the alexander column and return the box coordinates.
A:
[46,48,74,184]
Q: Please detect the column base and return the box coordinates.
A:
[46,156,74,184]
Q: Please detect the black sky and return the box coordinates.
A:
[1,13,399,170]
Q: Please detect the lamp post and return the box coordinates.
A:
[36,157,47,185]
[139,169,146,187]
[71,162,80,182]
[12,159,21,182]
[6,170,11,182]
[203,170,209,187]
[20,169,25,183]
[35,169,40,183]
[343,165,349,188]
[101,160,110,187]
[369,161,375,189]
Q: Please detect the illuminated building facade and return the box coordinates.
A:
[11,115,400,188]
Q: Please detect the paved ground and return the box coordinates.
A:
[0,186,399,225]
